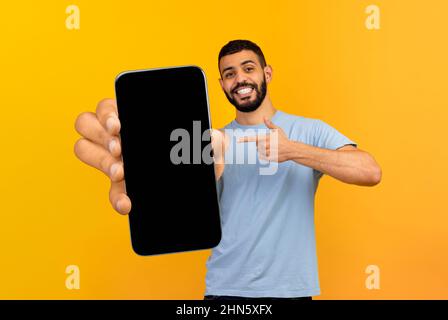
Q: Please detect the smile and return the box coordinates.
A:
[234,86,254,97]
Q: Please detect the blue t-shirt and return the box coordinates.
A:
[204,110,357,298]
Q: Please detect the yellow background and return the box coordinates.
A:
[1,0,447,299]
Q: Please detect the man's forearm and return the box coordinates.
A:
[287,141,381,186]
[214,162,225,181]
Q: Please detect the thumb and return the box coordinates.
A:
[264,116,278,129]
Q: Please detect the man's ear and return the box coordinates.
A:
[219,77,224,90]
[264,65,273,83]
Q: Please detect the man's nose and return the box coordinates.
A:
[234,70,249,84]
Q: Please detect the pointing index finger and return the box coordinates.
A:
[238,136,257,143]
[237,135,269,143]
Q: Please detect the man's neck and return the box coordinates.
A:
[234,94,277,126]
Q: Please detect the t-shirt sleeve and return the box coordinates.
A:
[312,119,357,179]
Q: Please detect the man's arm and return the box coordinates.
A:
[239,117,382,187]
[288,142,381,186]
[211,129,229,181]
[214,161,225,181]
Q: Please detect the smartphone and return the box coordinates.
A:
[114,66,222,256]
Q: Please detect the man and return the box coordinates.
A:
[74,40,381,300]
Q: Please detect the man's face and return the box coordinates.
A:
[219,50,270,113]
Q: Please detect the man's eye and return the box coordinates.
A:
[225,73,234,78]
[245,67,254,72]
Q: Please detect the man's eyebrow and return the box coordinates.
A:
[222,66,234,74]
[241,60,256,66]
[221,60,257,74]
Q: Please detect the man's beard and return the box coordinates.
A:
[224,76,267,113]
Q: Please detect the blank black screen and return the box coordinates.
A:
[115,66,222,256]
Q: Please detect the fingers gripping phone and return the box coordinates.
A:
[114,66,222,256]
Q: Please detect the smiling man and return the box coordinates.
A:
[74,39,381,301]
[203,40,381,300]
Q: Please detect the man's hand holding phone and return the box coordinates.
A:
[74,98,227,216]
[74,98,131,215]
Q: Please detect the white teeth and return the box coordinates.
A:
[237,87,252,94]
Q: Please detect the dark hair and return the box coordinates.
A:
[218,40,267,72]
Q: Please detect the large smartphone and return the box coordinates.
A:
[114,66,222,256]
